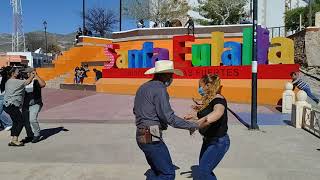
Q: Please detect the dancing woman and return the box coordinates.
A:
[185,74,230,180]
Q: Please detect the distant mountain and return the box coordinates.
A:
[0,32,76,53]
[0,33,12,52]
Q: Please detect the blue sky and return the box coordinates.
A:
[0,0,136,34]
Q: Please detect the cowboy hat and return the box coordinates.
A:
[144,60,184,76]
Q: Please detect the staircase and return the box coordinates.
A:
[36,37,112,84]
[45,73,71,89]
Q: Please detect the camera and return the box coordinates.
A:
[17,69,29,80]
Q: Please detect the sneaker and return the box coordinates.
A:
[4,126,12,131]
[32,136,41,143]
[8,141,24,147]
[21,137,33,144]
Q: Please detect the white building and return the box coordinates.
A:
[188,0,308,28]
[6,51,52,68]
[258,0,307,28]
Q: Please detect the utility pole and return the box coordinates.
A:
[10,0,26,52]
[83,0,86,31]
[43,21,48,62]
[120,0,122,31]
[250,0,253,18]
[251,0,259,130]
[309,0,313,26]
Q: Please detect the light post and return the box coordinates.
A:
[43,21,48,62]
[250,0,253,19]
[83,0,86,31]
[308,0,313,26]
[120,0,122,31]
[251,0,259,130]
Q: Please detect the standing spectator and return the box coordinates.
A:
[1,67,35,146]
[74,67,80,84]
[185,15,195,36]
[75,28,83,44]
[83,64,90,78]
[291,72,319,104]
[83,27,88,36]
[93,68,102,81]
[79,65,86,84]
[0,70,12,131]
[88,30,93,36]
[21,68,46,144]
[137,19,145,28]
[165,20,172,27]
[153,22,158,28]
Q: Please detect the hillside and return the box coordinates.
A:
[0,32,75,53]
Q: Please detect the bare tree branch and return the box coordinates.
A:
[123,0,190,26]
[84,7,119,37]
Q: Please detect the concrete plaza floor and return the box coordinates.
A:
[0,123,319,180]
[0,89,319,180]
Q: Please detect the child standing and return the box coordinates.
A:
[290,72,319,104]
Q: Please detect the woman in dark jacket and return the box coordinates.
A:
[185,74,230,180]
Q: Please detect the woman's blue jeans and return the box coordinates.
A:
[198,134,230,180]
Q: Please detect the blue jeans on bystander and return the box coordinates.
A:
[303,87,319,104]
[0,95,12,129]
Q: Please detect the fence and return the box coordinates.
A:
[267,26,288,38]
[302,107,320,137]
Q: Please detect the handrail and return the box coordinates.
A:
[302,106,320,138]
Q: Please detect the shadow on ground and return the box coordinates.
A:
[144,165,180,179]
[40,127,69,142]
[180,165,201,179]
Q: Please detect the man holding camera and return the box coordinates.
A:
[21,68,46,144]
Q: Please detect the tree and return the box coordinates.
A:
[194,0,248,25]
[84,7,119,37]
[25,32,61,54]
[123,0,190,26]
[123,0,150,22]
[285,1,320,31]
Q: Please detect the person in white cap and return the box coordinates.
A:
[134,60,200,179]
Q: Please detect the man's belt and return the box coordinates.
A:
[137,126,162,144]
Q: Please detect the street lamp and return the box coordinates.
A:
[83,0,86,31]
[250,0,253,19]
[120,0,122,31]
[43,21,48,62]
[308,0,313,26]
[251,0,259,130]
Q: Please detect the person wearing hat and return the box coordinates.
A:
[134,60,200,179]
[21,68,46,144]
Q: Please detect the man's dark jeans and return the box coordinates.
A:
[137,140,175,180]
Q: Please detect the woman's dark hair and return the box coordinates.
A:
[0,66,17,93]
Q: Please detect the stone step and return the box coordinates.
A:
[60,84,96,91]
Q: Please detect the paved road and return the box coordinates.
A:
[0,123,319,180]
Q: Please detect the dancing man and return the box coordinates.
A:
[134,60,199,179]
